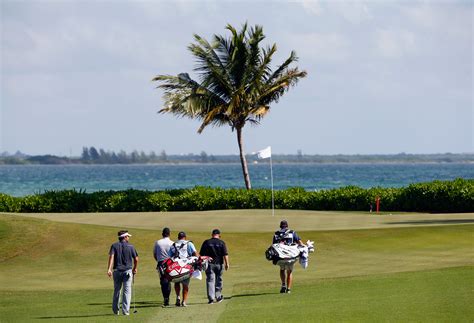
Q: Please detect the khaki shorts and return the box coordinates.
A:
[277,259,296,271]
[175,277,190,286]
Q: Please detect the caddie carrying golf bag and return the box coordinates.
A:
[161,256,211,283]
[265,241,315,269]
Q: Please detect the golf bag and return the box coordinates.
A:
[161,256,211,283]
[265,240,315,269]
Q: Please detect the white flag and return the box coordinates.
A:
[256,146,272,159]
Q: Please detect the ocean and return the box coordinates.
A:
[0,163,472,197]
[0,163,474,196]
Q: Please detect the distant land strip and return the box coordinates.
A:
[1,149,473,165]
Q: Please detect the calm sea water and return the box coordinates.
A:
[0,163,472,197]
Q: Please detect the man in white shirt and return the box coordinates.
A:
[168,231,198,307]
[153,227,174,307]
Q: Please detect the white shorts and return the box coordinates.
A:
[277,259,296,271]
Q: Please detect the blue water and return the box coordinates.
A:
[0,163,472,197]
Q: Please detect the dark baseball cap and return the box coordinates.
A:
[212,229,221,235]
[178,231,186,239]
[280,220,288,228]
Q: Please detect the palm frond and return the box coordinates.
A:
[266,50,298,83]
[153,23,307,134]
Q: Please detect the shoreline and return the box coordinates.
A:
[1,160,474,166]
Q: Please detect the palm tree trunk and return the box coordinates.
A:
[236,126,251,190]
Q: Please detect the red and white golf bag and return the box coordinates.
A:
[161,256,211,283]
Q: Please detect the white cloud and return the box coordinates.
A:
[1,6,191,74]
[298,0,372,23]
[1,1,472,154]
[331,1,372,24]
[287,32,350,62]
[300,0,323,15]
[402,3,437,29]
[374,29,417,58]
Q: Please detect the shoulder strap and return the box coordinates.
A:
[178,241,188,250]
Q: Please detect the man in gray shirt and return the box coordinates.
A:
[107,230,139,315]
[153,227,174,307]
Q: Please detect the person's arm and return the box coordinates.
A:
[199,241,206,256]
[190,242,199,257]
[294,231,303,245]
[133,257,139,275]
[153,243,158,262]
[272,232,279,244]
[224,255,229,271]
[107,254,114,277]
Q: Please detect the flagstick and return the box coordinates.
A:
[270,154,274,217]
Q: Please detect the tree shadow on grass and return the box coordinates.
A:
[88,300,160,309]
[229,292,277,299]
[386,219,474,225]
[38,314,115,319]
[38,301,161,319]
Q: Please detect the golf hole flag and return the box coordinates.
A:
[256,146,272,159]
[255,146,275,215]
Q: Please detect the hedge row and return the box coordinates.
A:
[0,179,472,213]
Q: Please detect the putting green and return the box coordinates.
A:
[0,212,473,322]
[7,209,474,232]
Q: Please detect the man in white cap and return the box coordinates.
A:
[107,230,139,315]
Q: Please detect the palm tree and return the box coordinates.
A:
[153,23,307,189]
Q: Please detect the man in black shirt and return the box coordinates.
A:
[199,229,229,304]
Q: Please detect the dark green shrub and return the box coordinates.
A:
[1,179,472,213]
[20,194,54,212]
[399,178,473,213]
[147,192,173,211]
[0,193,20,212]
[103,190,154,212]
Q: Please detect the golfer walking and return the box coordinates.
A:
[153,227,174,307]
[200,229,229,304]
[168,231,198,307]
[107,230,139,315]
[273,220,302,294]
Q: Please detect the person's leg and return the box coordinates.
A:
[280,269,285,285]
[286,270,293,290]
[174,282,181,306]
[182,279,190,306]
[286,261,295,293]
[159,272,171,305]
[121,271,133,315]
[112,271,121,314]
[279,268,286,293]
[206,264,216,302]
[215,264,224,301]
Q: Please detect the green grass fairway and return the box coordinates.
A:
[12,209,474,232]
[1,212,473,322]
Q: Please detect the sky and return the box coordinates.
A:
[1,0,472,156]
